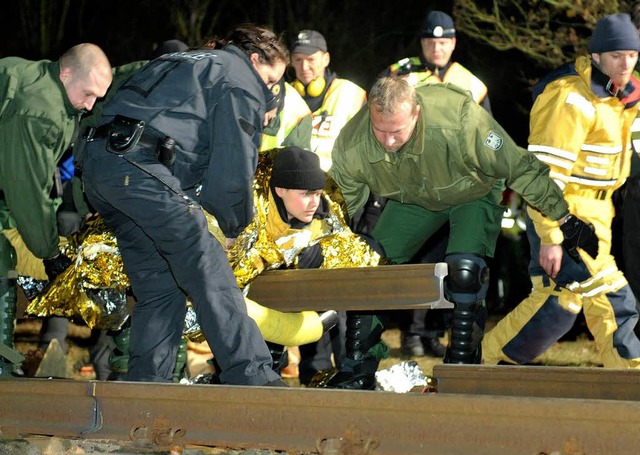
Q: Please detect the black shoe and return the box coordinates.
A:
[400,333,424,357]
[320,310,339,333]
[421,336,446,358]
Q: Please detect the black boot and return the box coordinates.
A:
[324,312,389,390]
[444,302,485,364]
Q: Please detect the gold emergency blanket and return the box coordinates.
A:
[26,217,131,330]
[227,150,382,291]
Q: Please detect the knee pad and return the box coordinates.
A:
[445,254,489,306]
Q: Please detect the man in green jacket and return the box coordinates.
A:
[329,76,598,373]
[0,43,112,364]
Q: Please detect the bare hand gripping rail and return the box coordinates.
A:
[246,262,454,312]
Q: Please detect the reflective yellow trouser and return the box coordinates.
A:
[482,274,640,368]
[483,195,640,368]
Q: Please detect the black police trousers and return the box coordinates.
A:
[82,144,279,385]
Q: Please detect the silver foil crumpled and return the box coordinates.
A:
[375,360,429,393]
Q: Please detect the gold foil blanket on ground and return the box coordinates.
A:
[26,217,131,330]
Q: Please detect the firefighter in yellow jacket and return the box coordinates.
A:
[483,13,640,368]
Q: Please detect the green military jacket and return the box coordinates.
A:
[329,83,568,221]
[0,58,80,258]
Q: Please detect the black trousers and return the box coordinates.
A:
[83,144,278,385]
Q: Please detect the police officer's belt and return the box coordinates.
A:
[89,115,164,155]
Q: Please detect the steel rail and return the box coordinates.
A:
[434,364,640,400]
[247,263,454,312]
[2,372,640,454]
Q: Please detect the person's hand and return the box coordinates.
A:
[539,244,563,279]
[559,214,599,262]
[43,252,72,282]
[264,107,277,126]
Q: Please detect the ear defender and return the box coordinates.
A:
[292,77,326,97]
[291,79,305,96]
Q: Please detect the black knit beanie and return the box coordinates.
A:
[588,13,640,53]
[271,147,325,190]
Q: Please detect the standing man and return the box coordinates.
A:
[482,13,640,368]
[328,76,597,381]
[289,29,366,385]
[80,24,290,385]
[290,29,366,171]
[383,10,493,358]
[0,44,112,360]
[387,10,490,112]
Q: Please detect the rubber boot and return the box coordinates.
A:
[172,336,188,382]
[0,234,17,350]
[324,312,389,390]
[108,326,130,380]
[444,301,486,364]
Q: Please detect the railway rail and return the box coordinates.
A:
[1,365,640,454]
[3,264,639,453]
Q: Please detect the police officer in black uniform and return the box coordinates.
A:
[80,24,290,385]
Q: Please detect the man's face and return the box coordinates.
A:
[420,37,456,68]
[275,188,323,223]
[61,67,111,112]
[593,50,639,87]
[291,51,330,84]
[370,102,420,153]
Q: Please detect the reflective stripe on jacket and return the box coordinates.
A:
[310,78,366,171]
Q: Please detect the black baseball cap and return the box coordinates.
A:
[291,30,327,54]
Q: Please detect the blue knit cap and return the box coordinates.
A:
[588,13,640,53]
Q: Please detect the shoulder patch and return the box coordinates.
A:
[485,131,503,150]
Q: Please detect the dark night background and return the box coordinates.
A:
[0,0,554,147]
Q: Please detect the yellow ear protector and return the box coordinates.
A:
[292,77,326,98]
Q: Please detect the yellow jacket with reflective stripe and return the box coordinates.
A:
[527,56,638,245]
[311,78,366,171]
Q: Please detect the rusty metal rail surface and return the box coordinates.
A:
[435,364,640,400]
[247,263,454,312]
[2,366,640,454]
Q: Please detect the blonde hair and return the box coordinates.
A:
[369,76,418,115]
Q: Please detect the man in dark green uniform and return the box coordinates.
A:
[0,43,112,367]
[328,77,598,377]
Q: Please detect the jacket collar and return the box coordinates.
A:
[52,61,80,116]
